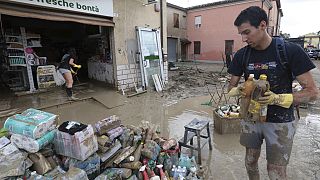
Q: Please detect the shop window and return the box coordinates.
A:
[174,13,179,28]
[194,41,201,54]
[195,16,201,29]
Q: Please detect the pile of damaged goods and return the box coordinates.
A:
[0,108,204,180]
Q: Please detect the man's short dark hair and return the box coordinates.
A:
[234,6,268,28]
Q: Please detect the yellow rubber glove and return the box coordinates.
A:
[73,64,81,69]
[248,100,261,114]
[257,91,293,108]
[70,68,76,74]
[227,86,245,97]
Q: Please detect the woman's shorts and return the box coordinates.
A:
[240,120,297,165]
[58,68,71,75]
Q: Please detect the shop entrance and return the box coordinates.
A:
[0,15,113,95]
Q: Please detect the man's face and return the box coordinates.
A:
[237,21,266,49]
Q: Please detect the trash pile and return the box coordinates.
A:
[0,108,204,180]
[215,104,240,118]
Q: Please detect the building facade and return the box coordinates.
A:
[186,0,282,62]
[0,0,168,93]
[166,3,188,62]
[113,0,168,91]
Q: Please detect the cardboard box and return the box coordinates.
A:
[213,110,242,134]
[54,125,98,161]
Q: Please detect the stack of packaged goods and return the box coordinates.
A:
[5,108,57,153]
[0,112,206,180]
[2,108,57,178]
[53,121,100,179]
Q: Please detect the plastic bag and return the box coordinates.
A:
[54,69,65,86]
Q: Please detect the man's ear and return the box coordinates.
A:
[259,20,267,30]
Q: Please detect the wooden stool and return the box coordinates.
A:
[178,118,212,164]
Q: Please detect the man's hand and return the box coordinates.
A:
[257,91,293,108]
[227,86,245,97]
[73,64,81,69]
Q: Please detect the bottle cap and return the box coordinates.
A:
[259,74,267,80]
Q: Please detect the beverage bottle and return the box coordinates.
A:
[197,166,204,178]
[252,74,270,122]
[171,165,177,178]
[240,74,255,118]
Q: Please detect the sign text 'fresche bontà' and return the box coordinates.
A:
[8,0,113,17]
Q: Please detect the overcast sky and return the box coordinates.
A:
[166,0,320,38]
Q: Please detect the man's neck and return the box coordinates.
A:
[255,34,272,50]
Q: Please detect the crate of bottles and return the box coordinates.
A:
[213,104,242,134]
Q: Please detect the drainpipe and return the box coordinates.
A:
[275,11,279,36]
[160,0,163,47]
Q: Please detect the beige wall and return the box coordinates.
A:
[113,0,166,65]
[167,6,187,39]
[112,0,167,91]
[167,5,187,61]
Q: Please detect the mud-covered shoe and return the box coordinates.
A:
[68,96,79,101]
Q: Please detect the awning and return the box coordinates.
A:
[0,2,114,27]
[180,38,191,44]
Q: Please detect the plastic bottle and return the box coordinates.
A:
[171,165,177,178]
[197,166,204,178]
[252,74,270,122]
[187,166,199,180]
[240,74,255,118]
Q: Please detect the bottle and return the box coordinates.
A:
[240,74,255,119]
[252,74,270,122]
[171,165,177,178]
[197,166,204,178]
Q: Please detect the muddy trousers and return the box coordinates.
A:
[66,88,73,97]
[245,148,289,180]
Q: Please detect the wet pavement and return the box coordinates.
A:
[1,61,320,179]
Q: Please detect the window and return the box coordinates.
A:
[174,13,179,28]
[195,16,201,28]
[194,41,201,54]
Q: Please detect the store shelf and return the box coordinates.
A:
[27,45,42,48]
[9,64,27,67]
[26,36,41,39]
[8,56,25,58]
[5,35,21,38]
[7,48,24,50]
[6,42,23,45]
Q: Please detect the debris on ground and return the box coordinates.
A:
[163,65,232,101]
[0,108,206,180]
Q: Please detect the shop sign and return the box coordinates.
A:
[36,65,57,89]
[7,0,113,17]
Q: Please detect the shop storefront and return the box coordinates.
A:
[0,0,115,93]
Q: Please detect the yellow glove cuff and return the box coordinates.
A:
[73,64,81,69]
[275,94,293,108]
[248,100,260,114]
[228,87,240,97]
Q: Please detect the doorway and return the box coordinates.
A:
[167,37,177,62]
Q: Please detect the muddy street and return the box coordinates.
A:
[1,62,320,179]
